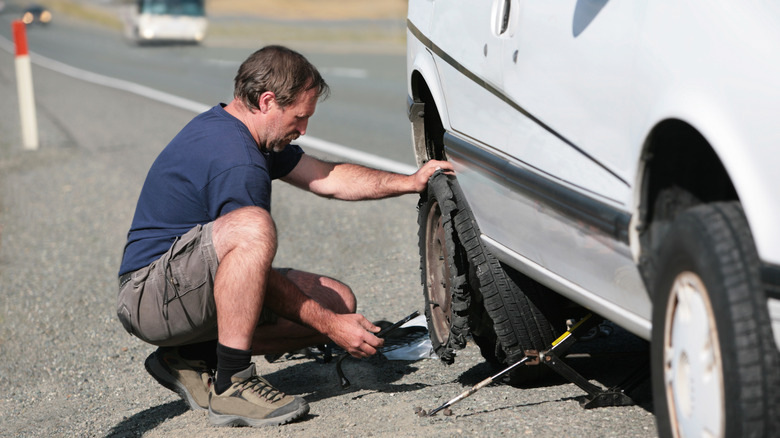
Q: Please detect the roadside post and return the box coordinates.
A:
[12,20,39,150]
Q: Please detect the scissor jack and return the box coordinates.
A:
[426,313,649,416]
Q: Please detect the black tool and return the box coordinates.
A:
[337,310,421,389]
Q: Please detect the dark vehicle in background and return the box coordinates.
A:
[21,4,51,25]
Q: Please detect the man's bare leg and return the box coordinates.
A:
[251,269,357,354]
[206,206,311,426]
[211,206,277,351]
[209,206,277,395]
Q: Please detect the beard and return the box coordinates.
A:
[264,132,300,153]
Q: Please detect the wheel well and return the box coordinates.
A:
[637,119,739,293]
[410,73,446,162]
[643,120,738,220]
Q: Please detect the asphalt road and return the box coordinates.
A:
[0,6,414,168]
[0,9,658,438]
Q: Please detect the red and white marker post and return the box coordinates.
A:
[13,20,38,150]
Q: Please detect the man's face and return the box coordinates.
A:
[262,88,318,153]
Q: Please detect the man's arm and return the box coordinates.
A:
[281,154,454,200]
[264,269,383,358]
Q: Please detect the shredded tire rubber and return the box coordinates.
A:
[419,171,564,380]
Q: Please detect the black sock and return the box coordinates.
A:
[178,339,218,369]
[215,343,252,394]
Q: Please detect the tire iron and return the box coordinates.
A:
[426,314,597,416]
[426,354,536,417]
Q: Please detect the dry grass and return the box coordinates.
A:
[36,0,125,29]
[26,0,408,51]
[207,0,407,21]
[205,0,408,51]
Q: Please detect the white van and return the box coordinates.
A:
[121,0,207,44]
[407,1,780,437]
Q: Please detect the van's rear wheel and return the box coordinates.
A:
[651,202,780,438]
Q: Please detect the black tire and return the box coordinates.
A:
[419,171,563,379]
[418,172,470,364]
[650,202,780,438]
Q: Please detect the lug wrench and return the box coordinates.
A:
[425,314,596,416]
[337,310,421,389]
[426,353,537,416]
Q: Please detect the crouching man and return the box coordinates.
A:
[116,45,452,427]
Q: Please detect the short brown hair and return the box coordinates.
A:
[234,45,330,110]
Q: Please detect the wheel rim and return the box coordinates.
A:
[424,200,452,347]
[663,272,725,438]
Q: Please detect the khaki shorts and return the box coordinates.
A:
[117,222,277,346]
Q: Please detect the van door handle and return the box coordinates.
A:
[494,0,512,35]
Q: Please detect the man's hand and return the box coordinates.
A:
[410,159,454,193]
[326,313,385,358]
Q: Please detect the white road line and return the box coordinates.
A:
[0,34,417,175]
[319,67,369,79]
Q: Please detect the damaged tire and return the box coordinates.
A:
[418,172,470,363]
[419,171,564,381]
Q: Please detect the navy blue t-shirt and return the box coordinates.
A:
[119,104,303,276]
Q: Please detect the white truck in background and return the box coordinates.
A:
[120,0,207,44]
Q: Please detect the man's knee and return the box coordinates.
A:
[285,270,357,314]
[212,206,277,260]
[322,276,357,314]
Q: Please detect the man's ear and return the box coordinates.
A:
[257,91,277,114]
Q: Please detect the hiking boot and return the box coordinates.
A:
[144,347,213,411]
[208,363,309,427]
